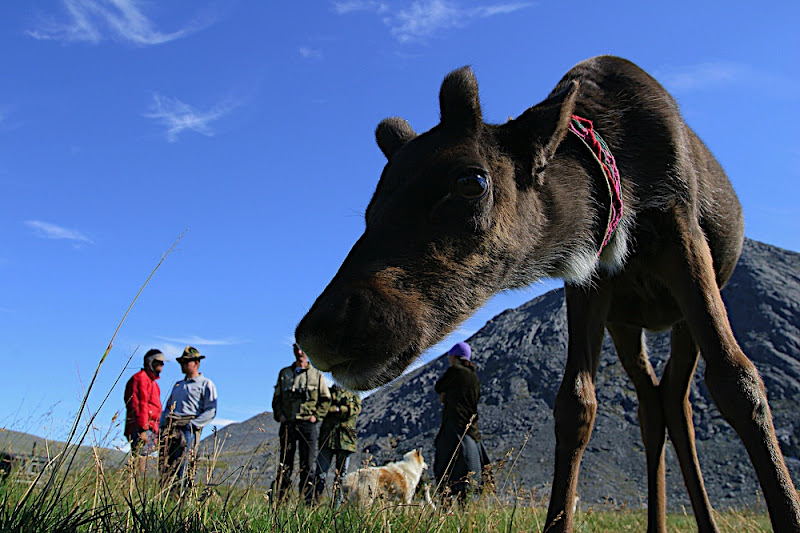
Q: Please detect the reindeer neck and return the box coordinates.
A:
[568,115,623,257]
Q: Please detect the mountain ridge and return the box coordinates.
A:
[205,238,800,509]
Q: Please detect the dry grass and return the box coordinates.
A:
[0,234,777,531]
[0,441,774,533]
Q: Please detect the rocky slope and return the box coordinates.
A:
[205,238,800,509]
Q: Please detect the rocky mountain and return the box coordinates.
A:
[204,238,800,509]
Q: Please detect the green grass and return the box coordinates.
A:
[0,235,777,531]
[0,449,774,533]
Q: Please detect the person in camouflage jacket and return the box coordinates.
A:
[271,343,331,505]
[313,384,361,504]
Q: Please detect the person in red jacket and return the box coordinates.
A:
[124,349,166,470]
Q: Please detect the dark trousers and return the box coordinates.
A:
[274,421,319,504]
[314,447,352,504]
[159,425,200,489]
[434,430,486,503]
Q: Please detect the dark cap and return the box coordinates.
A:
[144,348,166,363]
[176,345,205,363]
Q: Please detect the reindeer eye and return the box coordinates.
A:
[455,173,488,200]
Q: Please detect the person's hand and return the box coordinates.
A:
[309,415,317,423]
[279,415,287,423]
[138,430,149,444]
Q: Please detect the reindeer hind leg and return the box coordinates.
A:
[659,223,800,531]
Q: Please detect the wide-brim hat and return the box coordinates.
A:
[176,345,205,362]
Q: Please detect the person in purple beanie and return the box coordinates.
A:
[433,341,491,505]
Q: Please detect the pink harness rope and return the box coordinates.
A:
[569,115,623,256]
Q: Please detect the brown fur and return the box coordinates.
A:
[377,469,408,496]
[296,56,800,532]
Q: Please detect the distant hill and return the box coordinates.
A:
[198,412,280,487]
[0,429,53,456]
[202,238,800,508]
[0,428,128,472]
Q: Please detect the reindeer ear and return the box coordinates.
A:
[537,80,580,166]
[376,117,416,160]
[439,66,482,131]
[501,80,579,186]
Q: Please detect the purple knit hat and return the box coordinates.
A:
[448,341,471,360]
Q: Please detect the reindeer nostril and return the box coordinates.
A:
[344,290,370,322]
[340,288,380,340]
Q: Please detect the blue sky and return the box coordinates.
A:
[1,1,798,450]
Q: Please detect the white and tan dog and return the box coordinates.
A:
[342,449,429,506]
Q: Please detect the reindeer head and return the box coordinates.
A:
[295,67,580,389]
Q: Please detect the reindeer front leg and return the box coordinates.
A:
[607,323,667,533]
[544,283,610,533]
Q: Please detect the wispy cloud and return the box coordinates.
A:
[333,0,532,43]
[0,106,24,133]
[151,337,244,361]
[299,46,323,60]
[210,418,237,429]
[156,335,245,347]
[25,220,93,244]
[333,1,388,15]
[154,343,183,361]
[27,0,211,46]
[655,62,800,98]
[144,93,237,142]
[655,62,753,92]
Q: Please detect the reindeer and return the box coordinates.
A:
[295,56,800,532]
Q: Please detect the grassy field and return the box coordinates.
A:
[0,241,776,532]
[0,449,774,533]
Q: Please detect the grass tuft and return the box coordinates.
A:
[0,233,775,531]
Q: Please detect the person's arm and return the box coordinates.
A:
[315,375,331,421]
[132,374,150,432]
[434,368,453,394]
[192,380,218,428]
[347,393,361,418]
[436,367,455,404]
[150,382,162,433]
[272,374,285,422]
